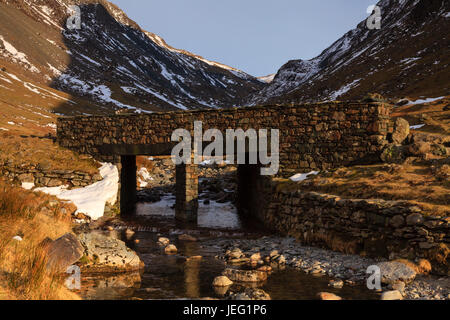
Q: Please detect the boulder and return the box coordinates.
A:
[18,173,34,183]
[380,144,407,164]
[222,268,268,283]
[212,276,233,287]
[77,231,143,271]
[381,290,403,300]
[377,261,417,285]
[46,233,84,272]
[392,118,410,144]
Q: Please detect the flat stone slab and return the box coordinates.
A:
[78,231,143,272]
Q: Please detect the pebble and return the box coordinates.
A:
[158,237,170,246]
[329,280,344,289]
[250,253,261,261]
[125,229,135,238]
[164,244,177,254]
[198,235,448,300]
[212,276,233,287]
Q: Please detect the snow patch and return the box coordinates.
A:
[289,171,319,182]
[138,167,153,188]
[411,97,444,105]
[328,79,361,100]
[34,163,119,220]
[22,182,35,190]
[0,35,39,73]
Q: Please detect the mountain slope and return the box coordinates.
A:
[249,0,450,105]
[0,0,264,115]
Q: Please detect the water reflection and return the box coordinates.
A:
[135,194,241,230]
[80,272,142,300]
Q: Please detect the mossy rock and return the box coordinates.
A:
[380,144,407,164]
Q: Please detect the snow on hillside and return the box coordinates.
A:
[249,0,450,104]
[0,35,40,73]
[0,0,264,113]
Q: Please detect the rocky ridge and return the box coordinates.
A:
[249,0,450,105]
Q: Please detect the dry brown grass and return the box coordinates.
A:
[0,131,99,175]
[392,97,450,135]
[278,162,450,216]
[0,181,80,300]
[136,156,155,171]
[394,259,433,275]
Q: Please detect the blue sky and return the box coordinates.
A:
[110,0,376,77]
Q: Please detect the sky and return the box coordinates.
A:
[110,0,376,77]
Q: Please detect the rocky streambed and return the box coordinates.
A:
[75,199,449,300]
[70,160,448,300]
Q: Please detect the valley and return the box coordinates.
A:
[0,0,448,302]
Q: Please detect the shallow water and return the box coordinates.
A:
[79,196,378,300]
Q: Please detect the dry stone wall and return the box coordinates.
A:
[248,176,450,275]
[0,163,102,188]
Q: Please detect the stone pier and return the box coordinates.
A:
[175,163,199,222]
[120,155,137,215]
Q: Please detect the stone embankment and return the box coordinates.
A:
[210,236,449,300]
[247,176,449,275]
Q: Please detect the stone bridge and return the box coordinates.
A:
[57,102,392,221]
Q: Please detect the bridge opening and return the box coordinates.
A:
[118,152,262,229]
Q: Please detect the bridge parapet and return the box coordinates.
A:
[57,102,392,177]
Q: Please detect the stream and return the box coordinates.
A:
[78,190,379,300]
